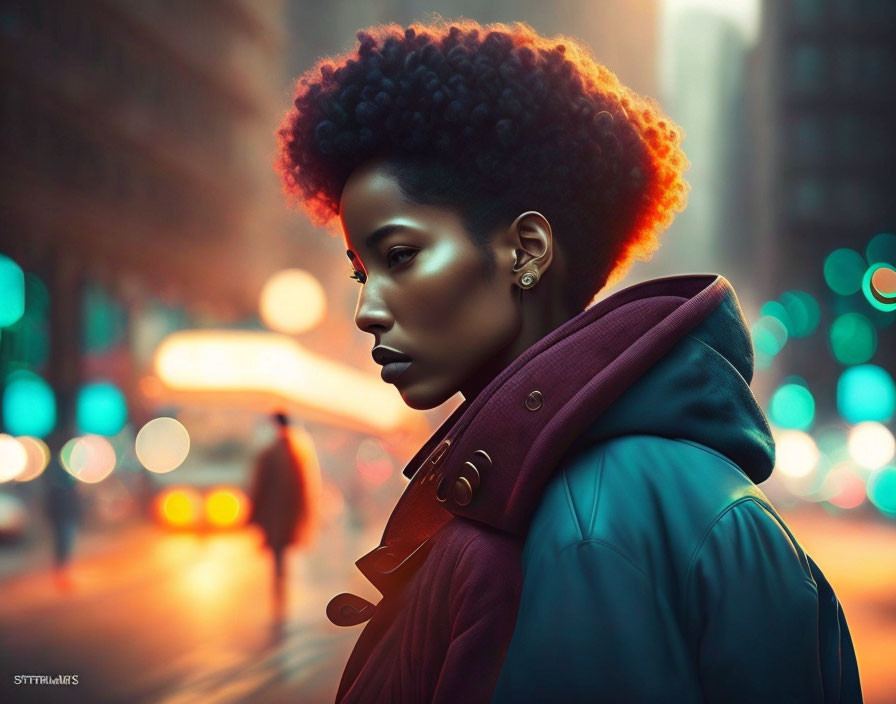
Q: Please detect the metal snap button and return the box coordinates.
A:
[472,449,492,470]
[454,476,474,506]
[462,461,481,489]
[525,390,543,411]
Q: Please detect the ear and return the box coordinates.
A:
[507,211,554,275]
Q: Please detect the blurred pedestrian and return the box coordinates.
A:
[43,436,81,591]
[248,412,312,609]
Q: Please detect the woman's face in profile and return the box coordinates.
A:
[340,160,523,410]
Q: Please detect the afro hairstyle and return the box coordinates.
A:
[278,20,688,310]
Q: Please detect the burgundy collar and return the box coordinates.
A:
[330,275,729,623]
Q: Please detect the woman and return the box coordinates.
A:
[278,21,861,703]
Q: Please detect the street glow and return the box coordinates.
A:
[0,434,27,482]
[15,436,50,481]
[2,371,56,438]
[825,465,867,510]
[356,438,394,486]
[77,382,127,436]
[0,254,25,327]
[157,488,203,528]
[848,422,896,470]
[774,430,820,478]
[154,331,420,434]
[205,488,248,528]
[62,435,117,483]
[769,382,815,431]
[259,269,326,334]
[136,417,190,473]
[867,466,896,515]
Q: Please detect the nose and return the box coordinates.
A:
[354,282,393,335]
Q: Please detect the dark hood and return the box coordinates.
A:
[571,281,775,484]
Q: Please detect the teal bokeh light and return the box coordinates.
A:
[823,248,866,296]
[769,382,815,430]
[0,254,25,328]
[760,301,792,334]
[866,232,896,266]
[77,382,127,436]
[862,263,896,313]
[837,364,895,424]
[752,315,789,356]
[779,291,820,337]
[867,466,896,516]
[829,313,877,365]
[2,371,56,437]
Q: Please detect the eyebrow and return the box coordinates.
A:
[345,224,411,261]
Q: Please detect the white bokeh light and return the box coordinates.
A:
[848,422,896,470]
[775,430,820,478]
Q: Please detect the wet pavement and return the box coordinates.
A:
[1,507,895,703]
[0,523,378,704]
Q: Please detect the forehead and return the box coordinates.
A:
[339,161,410,246]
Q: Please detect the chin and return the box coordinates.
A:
[397,381,455,411]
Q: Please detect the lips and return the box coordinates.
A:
[372,346,412,383]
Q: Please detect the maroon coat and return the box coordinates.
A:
[329,275,734,702]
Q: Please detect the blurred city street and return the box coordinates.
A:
[0,505,895,703]
[0,521,378,704]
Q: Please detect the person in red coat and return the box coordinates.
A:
[248,412,310,607]
[277,19,861,704]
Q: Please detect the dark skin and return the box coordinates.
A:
[340,158,579,410]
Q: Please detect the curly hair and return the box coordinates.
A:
[278,20,688,309]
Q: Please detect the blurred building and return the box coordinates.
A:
[635,5,760,309]
[0,0,288,417]
[754,0,896,419]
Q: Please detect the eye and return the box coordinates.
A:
[349,269,366,284]
[387,247,418,269]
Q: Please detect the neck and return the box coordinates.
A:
[459,275,579,402]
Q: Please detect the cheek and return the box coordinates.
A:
[400,248,517,364]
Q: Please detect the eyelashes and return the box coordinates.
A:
[347,247,418,284]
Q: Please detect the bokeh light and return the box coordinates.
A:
[779,290,820,338]
[769,382,815,430]
[0,434,27,482]
[829,312,877,365]
[356,438,394,486]
[2,371,56,438]
[759,301,792,333]
[774,430,820,478]
[205,488,248,528]
[862,263,896,313]
[259,269,326,334]
[824,464,867,510]
[837,364,895,423]
[15,436,50,481]
[61,434,117,483]
[848,422,896,470]
[135,417,191,473]
[0,254,25,327]
[752,315,789,356]
[823,248,867,296]
[156,487,203,529]
[77,382,127,436]
[867,466,896,515]
[865,232,896,266]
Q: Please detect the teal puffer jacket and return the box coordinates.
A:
[492,294,861,703]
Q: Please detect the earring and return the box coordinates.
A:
[519,269,539,289]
